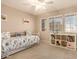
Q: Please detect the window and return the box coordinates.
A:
[49,16,63,33]
[49,14,77,33]
[41,19,46,31]
[64,15,77,33]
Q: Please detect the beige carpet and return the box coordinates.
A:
[5,41,76,59]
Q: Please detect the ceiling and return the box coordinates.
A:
[1,0,76,15]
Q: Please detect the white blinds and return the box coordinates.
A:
[64,15,77,33]
[49,15,77,33]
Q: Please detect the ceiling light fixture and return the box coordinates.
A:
[30,0,47,11]
[22,0,54,11]
[34,2,46,11]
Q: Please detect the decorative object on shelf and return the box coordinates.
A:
[1,14,7,21]
[67,42,75,48]
[56,40,60,46]
[23,18,29,23]
[51,34,55,40]
[67,36,75,42]
[51,34,55,44]
[41,19,46,31]
[51,40,55,44]
[61,41,67,47]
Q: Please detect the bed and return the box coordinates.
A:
[1,32,40,58]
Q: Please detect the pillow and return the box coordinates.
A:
[1,32,10,39]
[20,31,26,36]
[32,33,38,35]
[16,33,21,36]
[10,31,26,37]
[10,32,16,37]
[26,31,32,36]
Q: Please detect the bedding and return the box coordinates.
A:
[1,32,40,58]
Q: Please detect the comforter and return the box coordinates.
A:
[1,33,40,58]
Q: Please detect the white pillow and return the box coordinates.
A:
[1,32,10,40]
[26,31,32,36]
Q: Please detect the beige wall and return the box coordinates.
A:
[1,5,36,33]
[1,5,77,44]
[36,7,77,44]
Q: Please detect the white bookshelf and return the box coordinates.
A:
[50,33,76,51]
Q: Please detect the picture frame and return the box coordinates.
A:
[23,18,29,23]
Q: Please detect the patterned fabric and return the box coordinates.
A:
[1,32,40,58]
[1,32,10,40]
[1,39,11,57]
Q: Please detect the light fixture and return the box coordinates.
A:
[22,0,54,11]
[34,2,46,11]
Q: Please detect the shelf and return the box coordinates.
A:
[50,33,76,50]
[50,44,76,51]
